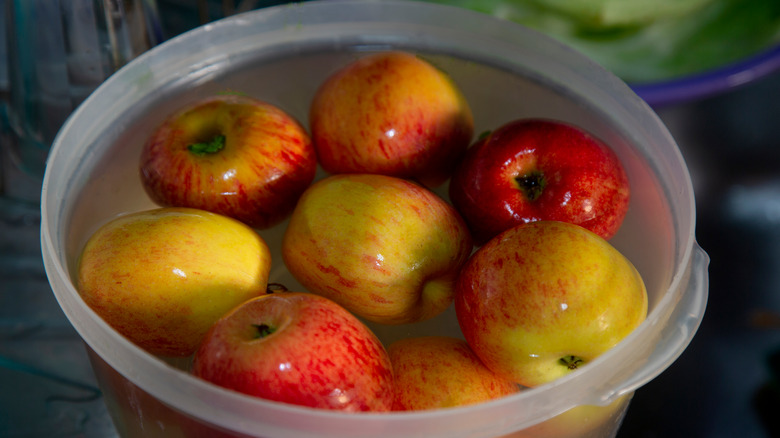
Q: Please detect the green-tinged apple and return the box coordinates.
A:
[281,173,473,325]
[309,51,474,187]
[455,221,647,387]
[191,291,394,412]
[388,336,520,411]
[77,207,271,357]
[449,118,629,245]
[140,94,316,229]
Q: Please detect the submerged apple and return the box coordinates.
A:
[191,291,394,412]
[76,207,272,357]
[449,118,629,245]
[389,336,519,411]
[281,173,473,325]
[140,94,316,229]
[455,221,647,387]
[310,51,474,187]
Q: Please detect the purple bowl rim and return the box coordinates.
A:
[629,43,780,107]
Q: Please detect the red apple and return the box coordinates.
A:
[388,336,519,411]
[140,94,316,229]
[281,173,473,325]
[449,118,629,245]
[191,291,394,412]
[309,51,474,187]
[455,221,647,388]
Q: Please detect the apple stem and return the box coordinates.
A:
[515,171,546,202]
[253,324,276,339]
[188,134,226,155]
[266,283,289,294]
[560,355,585,370]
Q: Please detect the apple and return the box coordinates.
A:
[309,51,474,187]
[388,336,520,411]
[76,207,271,357]
[454,220,647,387]
[86,346,193,437]
[500,394,631,438]
[140,94,316,230]
[448,118,629,245]
[281,173,473,325]
[191,291,394,412]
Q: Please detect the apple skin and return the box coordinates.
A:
[448,118,629,245]
[281,173,473,325]
[388,336,520,411]
[191,292,394,412]
[454,221,647,387]
[140,94,316,230]
[500,394,631,438]
[76,207,272,357]
[309,51,474,187]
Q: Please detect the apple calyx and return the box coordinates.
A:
[515,170,546,202]
[188,134,226,155]
[253,323,276,339]
[559,355,585,370]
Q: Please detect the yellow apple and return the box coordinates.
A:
[77,207,271,357]
[455,221,647,387]
[388,336,519,411]
[500,394,631,438]
[281,174,473,325]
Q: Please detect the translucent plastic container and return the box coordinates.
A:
[40,1,709,437]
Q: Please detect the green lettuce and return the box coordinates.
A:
[424,0,780,83]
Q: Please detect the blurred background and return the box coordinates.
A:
[1,1,780,437]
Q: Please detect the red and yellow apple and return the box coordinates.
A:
[281,173,473,325]
[455,221,647,387]
[309,51,474,187]
[191,291,394,412]
[140,94,316,230]
[388,336,520,411]
[76,207,271,357]
[449,118,629,245]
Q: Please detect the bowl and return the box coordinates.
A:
[629,43,780,107]
[419,0,780,108]
[40,1,708,437]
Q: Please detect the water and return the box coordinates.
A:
[61,47,673,361]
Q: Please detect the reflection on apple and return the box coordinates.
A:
[191,291,394,412]
[140,94,317,230]
[455,221,647,387]
[282,173,473,325]
[310,51,474,187]
[77,207,271,357]
[449,118,629,245]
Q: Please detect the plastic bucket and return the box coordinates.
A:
[40,1,708,437]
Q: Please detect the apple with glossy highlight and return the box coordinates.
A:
[191,291,394,412]
[449,118,629,245]
[281,173,473,325]
[310,51,474,187]
[140,94,316,229]
[77,207,271,357]
[455,221,647,387]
